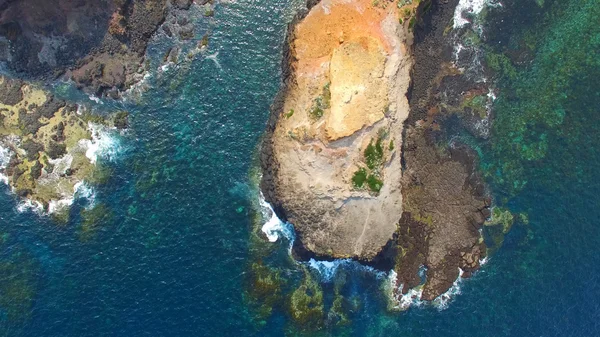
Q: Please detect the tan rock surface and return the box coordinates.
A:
[262,0,413,260]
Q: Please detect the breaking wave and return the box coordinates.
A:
[82,122,124,165]
[0,143,12,185]
[258,193,295,245]
[453,0,499,29]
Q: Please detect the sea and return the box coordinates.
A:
[0,0,598,336]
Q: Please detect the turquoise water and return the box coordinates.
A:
[0,0,599,336]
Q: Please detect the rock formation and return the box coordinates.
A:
[0,0,198,97]
[0,76,126,214]
[262,0,492,301]
[262,0,415,261]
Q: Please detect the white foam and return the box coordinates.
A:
[81,122,122,165]
[45,180,96,215]
[453,0,488,28]
[385,270,425,311]
[48,197,74,214]
[123,71,152,99]
[17,199,44,214]
[74,181,96,207]
[479,256,489,266]
[160,63,172,72]
[48,153,74,176]
[433,268,465,310]
[258,194,295,244]
[206,52,222,70]
[88,95,103,105]
[0,144,12,185]
[386,267,470,311]
[307,259,350,282]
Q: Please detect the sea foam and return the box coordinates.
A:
[307,259,350,282]
[0,144,12,185]
[82,122,123,165]
[453,0,489,28]
[386,267,470,311]
[258,194,295,244]
[433,268,465,310]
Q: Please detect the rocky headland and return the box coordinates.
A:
[0,0,208,98]
[261,0,492,301]
[0,76,126,216]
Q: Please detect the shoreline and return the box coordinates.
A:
[260,0,492,301]
[260,0,414,262]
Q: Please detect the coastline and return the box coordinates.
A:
[0,0,210,98]
[260,0,414,262]
[260,0,493,303]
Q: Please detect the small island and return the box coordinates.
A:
[262,0,413,261]
[261,0,491,302]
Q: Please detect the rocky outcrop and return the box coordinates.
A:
[396,126,489,300]
[262,0,492,302]
[261,0,415,261]
[391,0,492,300]
[0,0,198,97]
[0,76,127,214]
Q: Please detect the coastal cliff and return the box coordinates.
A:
[262,0,491,301]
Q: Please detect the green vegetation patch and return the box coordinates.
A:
[364,138,384,170]
[308,83,331,121]
[366,174,383,193]
[352,131,393,193]
[352,168,367,188]
[284,109,295,119]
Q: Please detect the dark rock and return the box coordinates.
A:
[0,0,191,97]
[36,95,65,119]
[16,188,32,198]
[0,77,24,105]
[30,160,43,180]
[113,111,129,129]
[47,141,67,160]
[18,108,44,135]
[21,139,44,161]
[172,0,194,10]
[396,0,490,300]
[52,121,66,142]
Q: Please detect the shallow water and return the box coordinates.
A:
[0,0,599,336]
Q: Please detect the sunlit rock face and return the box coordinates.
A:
[261,0,413,261]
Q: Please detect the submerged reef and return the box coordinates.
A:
[480,0,600,197]
[0,239,40,327]
[0,76,127,217]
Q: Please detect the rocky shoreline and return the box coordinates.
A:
[261,0,492,301]
[0,0,207,98]
[262,0,415,262]
[0,76,126,217]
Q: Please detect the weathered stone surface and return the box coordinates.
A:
[397,126,489,300]
[0,76,126,213]
[261,0,413,261]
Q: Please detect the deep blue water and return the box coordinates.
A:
[0,0,599,336]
